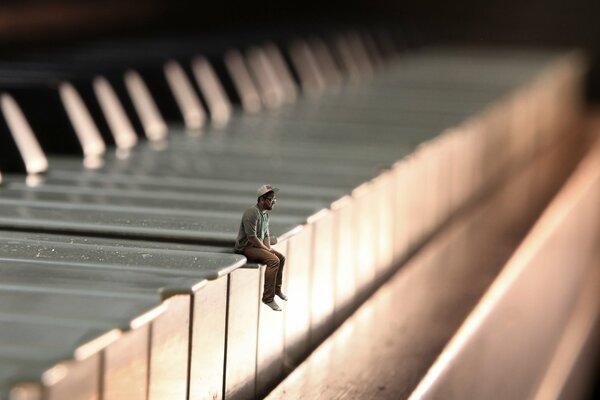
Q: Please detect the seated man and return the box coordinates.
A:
[234,184,287,311]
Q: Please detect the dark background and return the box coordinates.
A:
[0,0,599,49]
[1,0,599,102]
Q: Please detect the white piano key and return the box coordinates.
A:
[332,35,361,83]
[147,295,190,400]
[163,60,206,130]
[191,56,232,126]
[307,209,336,347]
[346,32,374,79]
[410,136,600,400]
[0,232,248,400]
[331,196,358,322]
[360,31,385,70]
[263,43,298,104]
[44,356,101,400]
[103,324,149,400]
[372,170,395,277]
[0,318,109,400]
[0,182,328,218]
[352,182,377,296]
[289,40,326,96]
[224,49,262,113]
[7,380,43,400]
[124,70,168,142]
[58,82,106,167]
[307,38,343,89]
[391,157,413,261]
[92,76,138,151]
[256,241,287,398]
[0,93,48,175]
[246,46,286,109]
[224,267,260,400]
[283,225,312,365]
[188,277,228,400]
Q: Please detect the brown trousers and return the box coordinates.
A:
[243,247,286,302]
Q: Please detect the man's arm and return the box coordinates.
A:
[248,235,271,251]
[242,208,273,252]
[263,216,272,250]
[262,236,271,250]
[242,208,267,250]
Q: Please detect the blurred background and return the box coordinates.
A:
[0,0,599,48]
[1,0,599,101]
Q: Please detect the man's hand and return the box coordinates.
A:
[249,235,271,251]
[263,236,276,253]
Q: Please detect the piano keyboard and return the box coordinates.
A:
[265,120,600,400]
[0,28,596,400]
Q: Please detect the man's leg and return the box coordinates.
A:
[243,247,280,303]
[271,249,287,299]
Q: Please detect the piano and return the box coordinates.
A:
[0,4,599,399]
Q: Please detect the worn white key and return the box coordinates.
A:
[263,43,298,104]
[0,93,48,175]
[289,40,326,96]
[361,32,384,69]
[346,32,373,79]
[124,70,168,142]
[93,76,138,151]
[164,60,206,130]
[308,39,342,89]
[191,56,232,126]
[246,46,286,109]
[224,49,262,113]
[59,82,106,168]
[333,35,361,83]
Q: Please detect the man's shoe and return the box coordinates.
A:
[275,291,288,301]
[262,300,282,311]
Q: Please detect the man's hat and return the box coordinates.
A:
[257,184,279,197]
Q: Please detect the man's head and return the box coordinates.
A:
[257,184,279,211]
